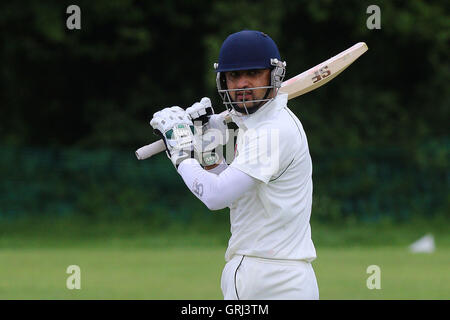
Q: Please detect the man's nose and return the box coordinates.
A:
[236,75,251,88]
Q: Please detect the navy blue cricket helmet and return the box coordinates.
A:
[213,30,286,114]
[215,30,281,72]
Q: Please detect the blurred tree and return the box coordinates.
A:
[0,0,447,153]
[0,0,213,148]
[0,0,448,222]
[278,0,449,154]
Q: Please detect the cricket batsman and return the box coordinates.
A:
[150,30,319,299]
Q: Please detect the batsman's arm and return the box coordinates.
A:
[178,159,256,210]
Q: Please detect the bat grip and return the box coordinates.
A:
[135,140,166,160]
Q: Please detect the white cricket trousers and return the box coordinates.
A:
[221,255,319,300]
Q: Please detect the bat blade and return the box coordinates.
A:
[135,42,368,160]
[280,42,368,99]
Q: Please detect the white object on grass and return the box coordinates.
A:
[409,234,435,253]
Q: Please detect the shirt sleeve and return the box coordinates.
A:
[177,158,257,210]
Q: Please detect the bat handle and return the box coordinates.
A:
[135,140,166,160]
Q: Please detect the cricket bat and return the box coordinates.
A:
[135,42,368,160]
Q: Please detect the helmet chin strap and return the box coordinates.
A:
[232,87,273,114]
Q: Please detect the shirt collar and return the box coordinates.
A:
[231,92,288,130]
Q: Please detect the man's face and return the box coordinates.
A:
[225,69,272,110]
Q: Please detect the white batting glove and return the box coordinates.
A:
[186,97,215,124]
[150,106,195,168]
[186,97,228,141]
[186,98,228,167]
[208,113,229,144]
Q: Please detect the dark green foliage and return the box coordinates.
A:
[0,144,447,222]
[0,1,448,223]
[0,1,448,149]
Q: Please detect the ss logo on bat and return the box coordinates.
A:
[312,66,331,83]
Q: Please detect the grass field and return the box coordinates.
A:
[0,217,449,300]
[1,245,449,299]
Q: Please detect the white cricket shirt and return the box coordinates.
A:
[226,92,317,262]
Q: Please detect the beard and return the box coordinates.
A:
[230,88,272,114]
[232,92,257,114]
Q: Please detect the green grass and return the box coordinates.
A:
[0,247,225,299]
[0,246,449,299]
[0,216,449,299]
[314,247,450,299]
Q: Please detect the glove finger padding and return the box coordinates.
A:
[150,106,191,135]
[150,106,195,167]
[186,97,215,125]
